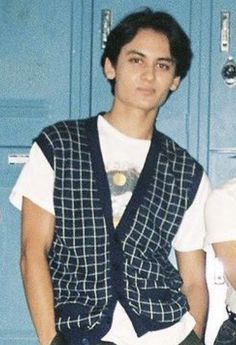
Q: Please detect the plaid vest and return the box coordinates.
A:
[36,115,203,345]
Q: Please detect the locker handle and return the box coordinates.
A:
[101,9,112,49]
[8,153,29,165]
[220,11,230,52]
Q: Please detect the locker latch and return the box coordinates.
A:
[220,11,230,52]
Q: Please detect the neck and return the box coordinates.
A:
[104,105,158,140]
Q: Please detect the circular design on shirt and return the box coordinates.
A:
[112,172,127,186]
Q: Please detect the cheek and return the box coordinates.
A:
[116,73,135,92]
[158,78,175,94]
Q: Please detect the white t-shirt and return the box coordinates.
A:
[205,178,236,313]
[10,116,211,345]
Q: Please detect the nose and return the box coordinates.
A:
[142,65,155,81]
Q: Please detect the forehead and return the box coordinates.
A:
[121,29,171,57]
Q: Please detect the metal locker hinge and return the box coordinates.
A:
[101,9,112,49]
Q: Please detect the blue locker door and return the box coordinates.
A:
[0,1,74,146]
[205,1,236,344]
[90,0,203,158]
[208,1,236,186]
[0,1,85,344]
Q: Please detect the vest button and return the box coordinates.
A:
[82,338,90,345]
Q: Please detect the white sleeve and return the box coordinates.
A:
[172,172,212,251]
[9,142,55,215]
[205,178,236,244]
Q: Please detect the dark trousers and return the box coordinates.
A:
[54,332,203,345]
[179,331,204,345]
[214,318,236,345]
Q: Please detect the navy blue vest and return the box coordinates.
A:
[36,115,203,345]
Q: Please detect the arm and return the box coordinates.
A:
[212,241,236,289]
[175,249,208,340]
[21,196,56,345]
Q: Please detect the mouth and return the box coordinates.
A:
[137,87,155,96]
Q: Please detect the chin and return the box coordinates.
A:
[136,104,158,113]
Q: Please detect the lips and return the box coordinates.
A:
[137,87,155,95]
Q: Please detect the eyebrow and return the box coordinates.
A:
[127,49,175,64]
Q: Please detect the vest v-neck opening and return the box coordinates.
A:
[85,115,162,234]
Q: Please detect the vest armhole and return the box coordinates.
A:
[187,165,204,208]
[34,132,54,169]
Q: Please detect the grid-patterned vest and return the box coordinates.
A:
[36,115,203,345]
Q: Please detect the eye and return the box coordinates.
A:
[156,63,170,71]
[129,57,143,64]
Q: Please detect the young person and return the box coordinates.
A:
[10,8,211,345]
[205,178,236,345]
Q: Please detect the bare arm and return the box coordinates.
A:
[21,197,56,345]
[175,249,208,340]
[213,241,236,289]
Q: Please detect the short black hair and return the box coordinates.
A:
[101,8,193,94]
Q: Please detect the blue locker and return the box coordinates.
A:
[1,0,236,344]
[0,1,85,343]
[208,0,236,186]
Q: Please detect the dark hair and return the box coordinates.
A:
[101,8,193,94]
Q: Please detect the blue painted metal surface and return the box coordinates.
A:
[1,0,236,344]
[0,1,82,343]
[208,0,236,186]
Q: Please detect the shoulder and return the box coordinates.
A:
[205,178,236,243]
[35,117,95,148]
[155,130,205,206]
[217,177,236,195]
[206,178,236,209]
[156,130,203,176]
[38,118,87,141]
[34,117,93,167]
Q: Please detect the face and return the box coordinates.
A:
[104,29,180,114]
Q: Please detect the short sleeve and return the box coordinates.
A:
[172,172,212,251]
[205,178,236,244]
[9,142,55,215]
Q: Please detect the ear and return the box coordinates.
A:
[104,57,116,80]
[170,76,181,91]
